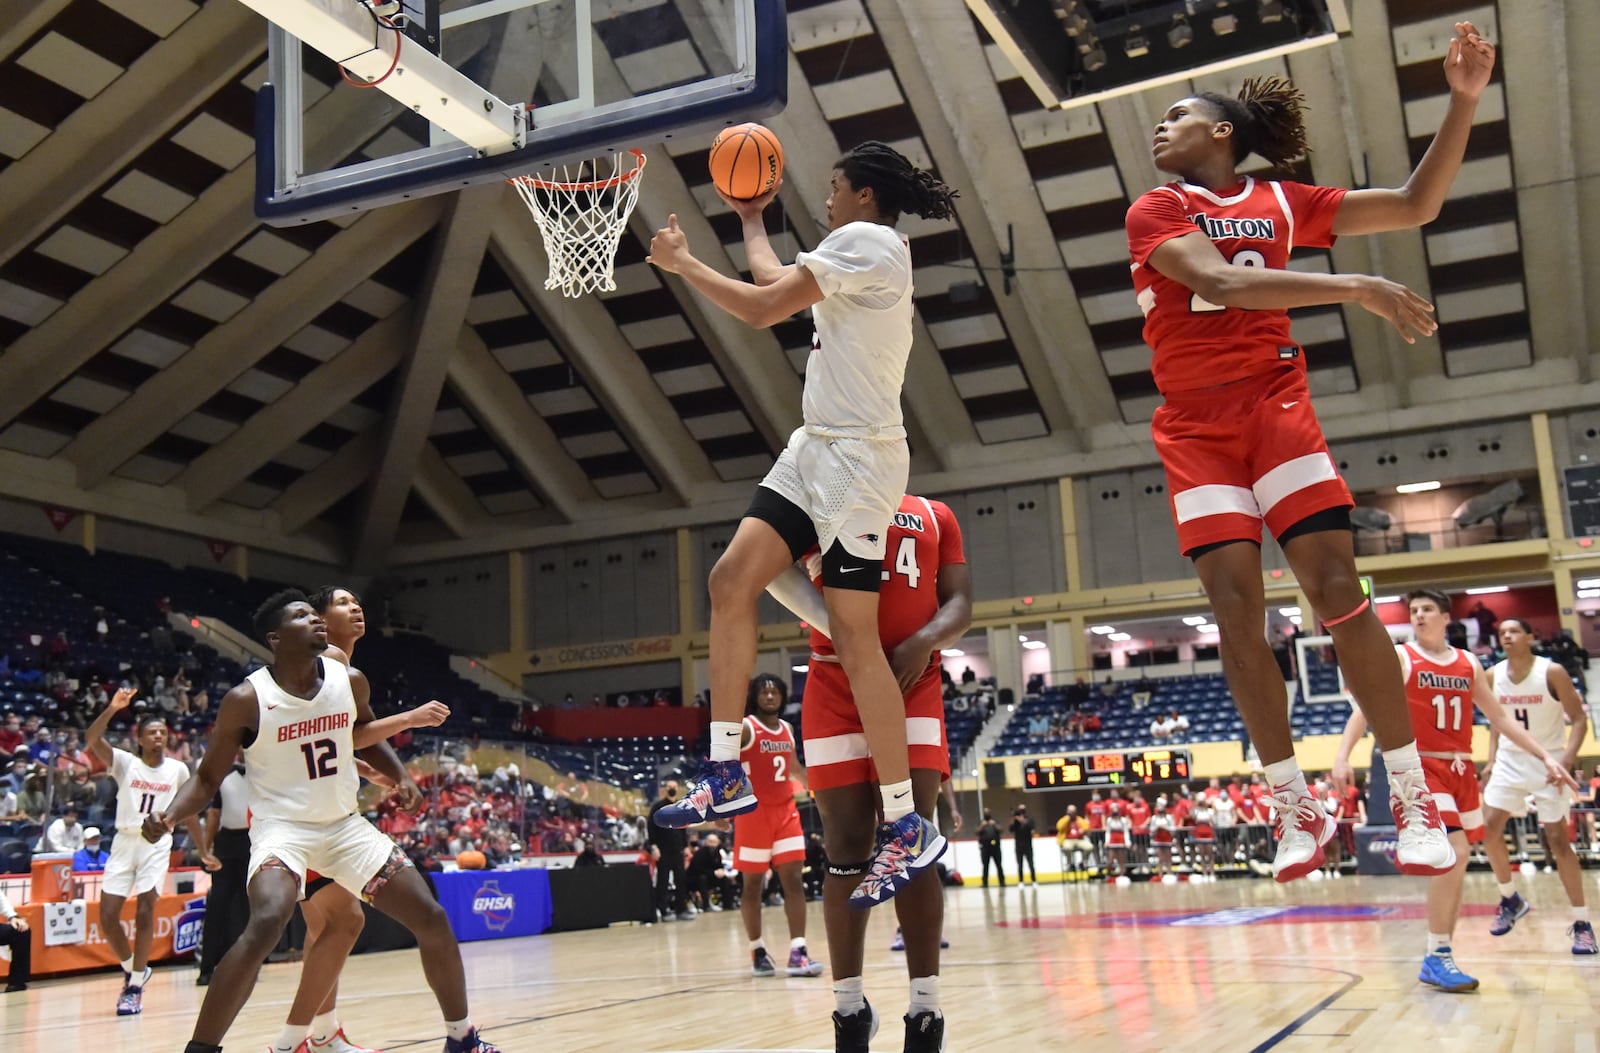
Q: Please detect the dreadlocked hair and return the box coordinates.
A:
[835,141,959,221]
[1197,76,1311,170]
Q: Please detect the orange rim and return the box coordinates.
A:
[509,149,646,192]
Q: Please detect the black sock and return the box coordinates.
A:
[184,1042,223,1053]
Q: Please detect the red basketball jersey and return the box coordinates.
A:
[740,715,797,805]
[1400,642,1479,754]
[807,495,966,682]
[1126,177,1347,394]
[1085,799,1107,830]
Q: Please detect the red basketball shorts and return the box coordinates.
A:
[732,798,805,873]
[1422,756,1485,843]
[801,660,949,791]
[1152,367,1352,555]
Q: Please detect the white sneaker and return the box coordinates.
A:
[1387,767,1456,876]
[310,1028,384,1053]
[1263,787,1335,883]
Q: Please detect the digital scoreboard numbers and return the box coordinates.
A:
[1023,748,1191,790]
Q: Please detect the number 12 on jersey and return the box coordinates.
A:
[299,738,339,779]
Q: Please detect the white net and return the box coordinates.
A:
[508,150,646,297]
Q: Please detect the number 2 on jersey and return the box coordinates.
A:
[1430,693,1463,731]
[772,754,787,782]
[1190,249,1266,312]
[299,738,339,779]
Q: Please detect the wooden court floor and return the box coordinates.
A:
[3,872,1598,1053]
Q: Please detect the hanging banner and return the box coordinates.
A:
[43,506,77,532]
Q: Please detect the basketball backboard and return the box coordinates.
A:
[253,0,785,223]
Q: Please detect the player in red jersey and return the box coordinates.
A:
[734,674,824,978]
[800,494,970,1053]
[1125,22,1498,883]
[1335,590,1575,992]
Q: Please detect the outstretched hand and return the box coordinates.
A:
[1443,21,1495,100]
[109,687,136,712]
[1356,275,1436,344]
[716,179,782,221]
[646,214,689,273]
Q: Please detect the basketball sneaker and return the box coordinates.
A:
[889,928,948,951]
[903,1011,947,1053]
[848,813,946,908]
[651,760,756,828]
[1387,768,1456,876]
[752,947,776,977]
[1488,891,1530,935]
[832,1000,878,1053]
[442,1029,500,1053]
[1262,786,1335,882]
[1571,920,1598,955]
[1417,949,1478,992]
[311,1027,384,1053]
[786,947,824,977]
[115,983,143,1016]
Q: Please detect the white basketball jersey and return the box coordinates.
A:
[111,748,190,834]
[243,659,360,824]
[1492,656,1567,759]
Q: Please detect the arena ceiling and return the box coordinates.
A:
[0,0,1595,571]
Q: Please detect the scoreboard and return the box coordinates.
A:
[1023,749,1192,790]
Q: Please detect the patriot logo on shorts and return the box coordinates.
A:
[856,533,879,543]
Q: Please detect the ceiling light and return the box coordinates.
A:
[1289,616,1302,625]
[1018,634,1029,642]
[1107,632,1132,641]
[1124,26,1150,58]
[1197,623,1219,633]
[1466,586,1509,595]
[791,664,808,673]
[1182,615,1208,626]
[1212,13,1238,35]
[1090,625,1116,635]
[1279,606,1302,617]
[943,648,965,658]
[1576,589,1600,600]
[1578,578,1600,590]
[1023,640,1049,650]
[1396,480,1441,493]
[1258,0,1285,23]
[1373,595,1400,604]
[1167,17,1194,48]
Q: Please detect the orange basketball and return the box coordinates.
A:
[456,849,487,870]
[708,123,784,200]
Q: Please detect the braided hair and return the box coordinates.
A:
[835,141,959,221]
[746,672,787,715]
[1196,76,1311,170]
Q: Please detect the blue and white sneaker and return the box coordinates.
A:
[1418,949,1478,992]
[651,760,757,828]
[1488,892,1529,936]
[848,813,946,909]
[443,1028,500,1053]
[1571,920,1597,955]
[115,983,143,1016]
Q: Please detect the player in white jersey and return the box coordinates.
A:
[144,590,500,1053]
[647,142,960,907]
[85,687,218,1017]
[1480,617,1594,953]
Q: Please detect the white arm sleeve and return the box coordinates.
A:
[764,564,831,639]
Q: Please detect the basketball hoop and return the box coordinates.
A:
[508,149,646,297]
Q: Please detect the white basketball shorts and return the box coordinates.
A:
[102,831,172,897]
[1482,755,1572,824]
[248,813,404,901]
[760,427,908,562]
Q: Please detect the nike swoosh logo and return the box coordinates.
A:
[265,703,281,711]
[1281,401,1299,409]
[892,790,910,800]
[839,566,863,574]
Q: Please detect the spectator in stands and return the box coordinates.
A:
[23,729,55,768]
[1168,710,1190,741]
[54,731,90,774]
[573,837,607,867]
[16,773,47,822]
[1099,676,1118,701]
[0,785,20,822]
[3,758,28,796]
[687,832,734,912]
[0,889,32,992]
[42,805,86,855]
[1056,806,1094,873]
[1150,714,1173,741]
[12,660,42,687]
[46,631,70,669]
[961,665,977,687]
[0,714,21,762]
[73,828,108,872]
[1027,712,1050,741]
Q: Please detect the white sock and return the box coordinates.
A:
[444,1019,473,1043]
[908,975,941,1016]
[275,1025,307,1052]
[1262,758,1305,797]
[1384,742,1422,773]
[310,1012,339,1043]
[709,721,742,762]
[1496,880,1517,898]
[833,975,866,1015]
[790,935,807,951]
[750,938,766,953]
[1574,906,1590,924]
[120,956,134,976]
[1427,932,1452,955]
[880,779,915,822]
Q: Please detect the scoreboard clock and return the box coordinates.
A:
[1023,749,1192,790]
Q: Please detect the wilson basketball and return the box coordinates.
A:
[708,123,784,200]
[456,849,487,870]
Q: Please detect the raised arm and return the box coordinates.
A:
[722,184,792,286]
[144,684,257,841]
[1332,23,1496,235]
[1471,665,1577,790]
[352,700,450,750]
[350,668,423,811]
[648,214,824,328]
[84,687,137,766]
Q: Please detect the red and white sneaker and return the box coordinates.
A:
[1388,767,1456,876]
[1264,785,1335,882]
[311,1028,385,1053]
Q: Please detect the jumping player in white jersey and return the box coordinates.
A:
[145,590,499,1053]
[1480,617,1594,953]
[647,142,960,907]
[85,687,218,1016]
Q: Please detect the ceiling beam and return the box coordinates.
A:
[490,216,718,503]
[352,185,500,570]
[0,85,393,431]
[1567,0,1600,383]
[173,307,415,511]
[413,441,490,540]
[0,1,261,266]
[0,0,71,63]
[274,428,383,535]
[62,200,442,488]
[871,0,1109,445]
[446,325,599,522]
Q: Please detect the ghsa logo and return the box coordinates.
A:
[472,881,515,931]
[173,896,208,956]
[1368,837,1400,865]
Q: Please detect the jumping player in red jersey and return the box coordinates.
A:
[800,494,970,1053]
[734,674,824,978]
[1334,589,1575,993]
[1124,22,1498,882]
